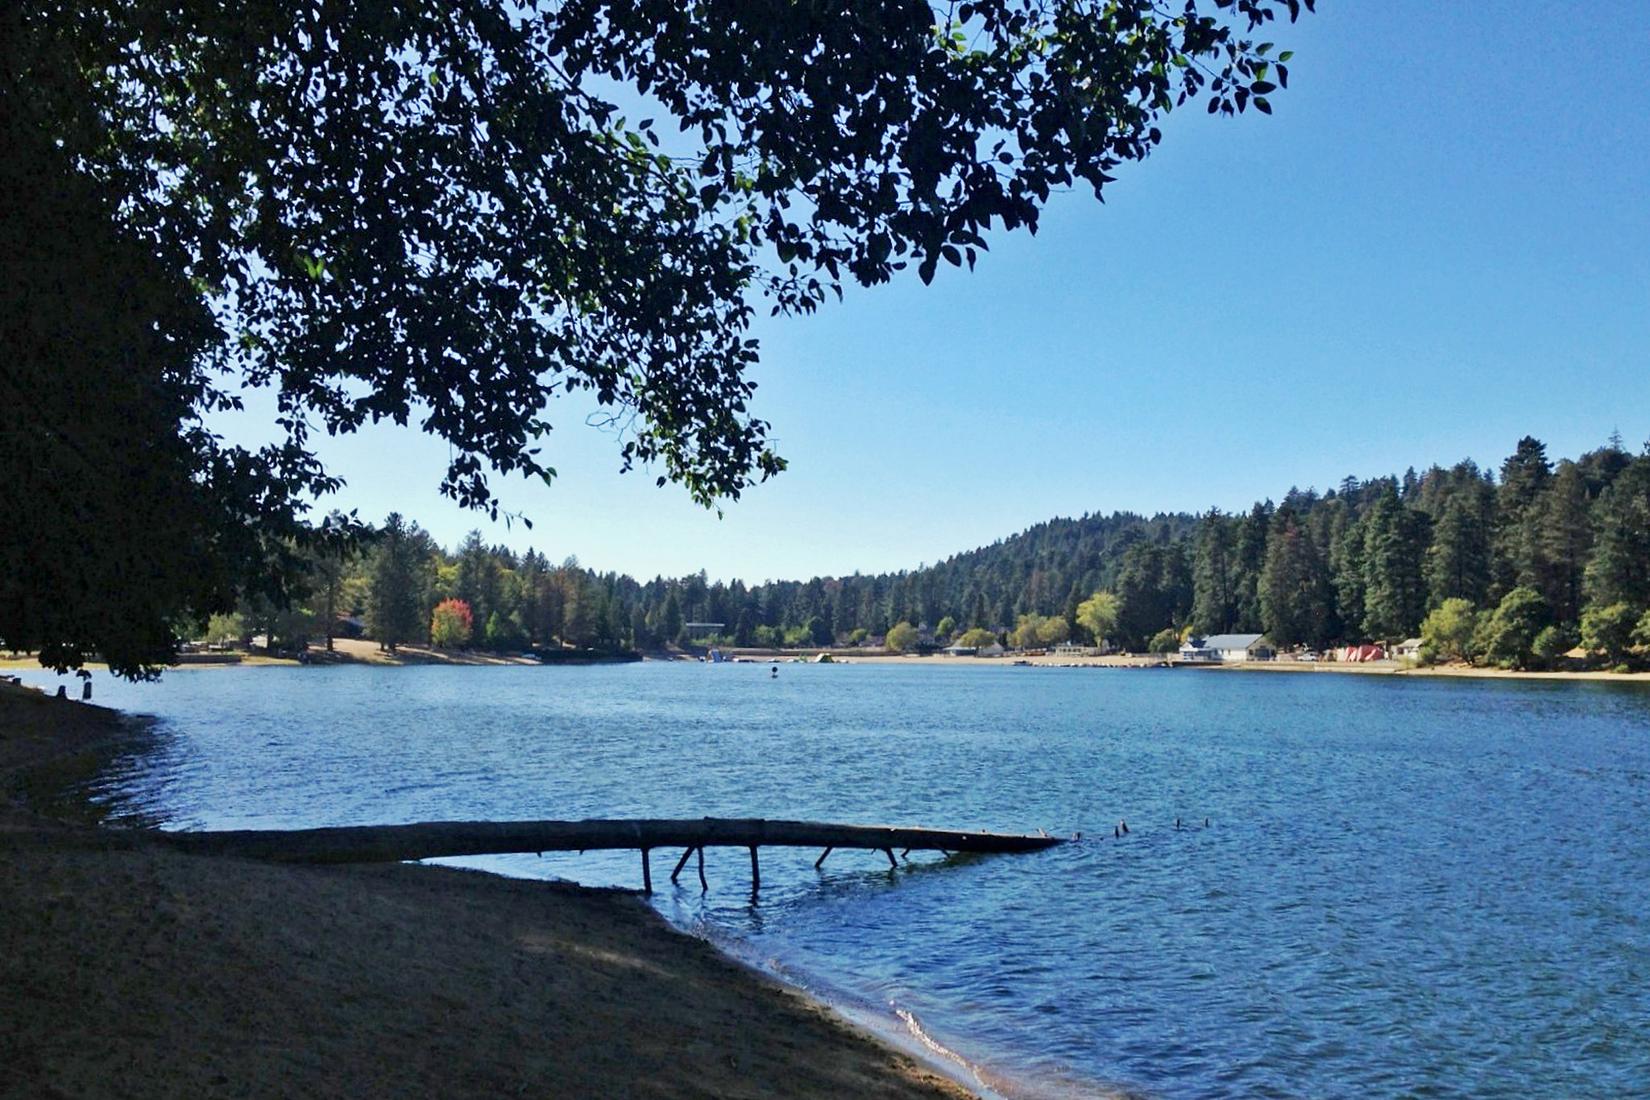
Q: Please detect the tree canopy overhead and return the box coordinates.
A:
[8,0,1309,509]
[2,0,1311,675]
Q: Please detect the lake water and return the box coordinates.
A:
[20,662,1650,1097]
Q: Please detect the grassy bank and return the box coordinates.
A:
[0,682,970,1100]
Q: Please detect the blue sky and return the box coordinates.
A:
[254,1,1650,582]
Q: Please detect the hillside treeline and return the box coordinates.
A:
[228,435,1650,666]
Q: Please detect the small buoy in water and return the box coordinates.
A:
[1120,820,1129,835]
[1204,817,1210,827]
[770,665,778,678]
[1175,817,1182,830]
[1113,825,1120,839]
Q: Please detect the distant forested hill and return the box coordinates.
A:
[230,435,1648,664]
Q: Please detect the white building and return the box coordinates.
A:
[1180,633,1273,663]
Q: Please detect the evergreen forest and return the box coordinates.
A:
[222,435,1650,670]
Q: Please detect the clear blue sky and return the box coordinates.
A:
[238,1,1650,583]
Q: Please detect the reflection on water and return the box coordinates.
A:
[21,662,1650,1097]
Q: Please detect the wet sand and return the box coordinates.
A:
[0,682,972,1099]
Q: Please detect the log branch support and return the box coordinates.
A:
[670,846,695,884]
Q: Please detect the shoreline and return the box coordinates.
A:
[15,636,1650,685]
[0,681,977,1100]
[824,652,1650,682]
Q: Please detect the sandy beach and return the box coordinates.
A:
[820,651,1650,683]
[0,682,972,1100]
[0,637,543,673]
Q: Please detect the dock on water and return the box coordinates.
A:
[158,817,1064,893]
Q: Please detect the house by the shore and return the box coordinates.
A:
[948,641,1007,658]
[1179,633,1274,663]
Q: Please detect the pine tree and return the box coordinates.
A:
[1585,456,1650,611]
[1361,489,1430,640]
[1537,461,1592,623]
[303,532,349,652]
[1424,487,1491,609]
[1493,436,1553,599]
[630,604,653,650]
[1190,509,1236,634]
[1330,510,1367,642]
[660,589,684,644]
[1160,541,1194,627]
[455,530,501,628]
[1115,540,1171,649]
[1231,502,1272,632]
[366,513,424,651]
[1259,510,1331,649]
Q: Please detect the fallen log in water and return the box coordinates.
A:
[156,817,1063,866]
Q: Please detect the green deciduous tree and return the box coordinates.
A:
[885,621,919,653]
[1010,613,1069,649]
[1076,591,1121,647]
[1473,587,1549,670]
[1418,598,1477,664]
[237,592,317,652]
[483,611,529,654]
[1580,602,1637,664]
[202,613,246,647]
[1530,624,1576,670]
[956,627,997,649]
[1009,615,1041,649]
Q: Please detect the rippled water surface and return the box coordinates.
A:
[27,663,1650,1097]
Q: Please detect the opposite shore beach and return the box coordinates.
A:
[814,651,1650,683]
[0,680,974,1100]
[11,637,1650,685]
